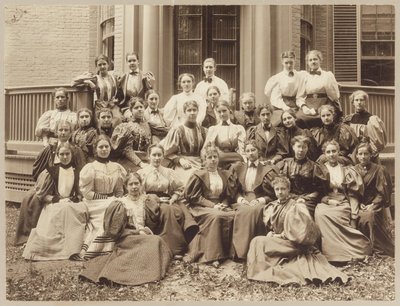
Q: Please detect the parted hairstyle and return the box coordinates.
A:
[76,108,93,127]
[290,135,311,149]
[306,50,323,63]
[92,134,112,157]
[206,85,221,97]
[321,139,340,153]
[355,141,373,155]
[55,120,73,135]
[124,171,143,187]
[183,100,199,112]
[318,104,336,116]
[95,54,110,67]
[281,108,297,121]
[53,87,69,99]
[201,142,219,162]
[256,103,274,116]
[147,143,165,157]
[55,142,74,156]
[177,73,195,87]
[244,139,260,152]
[125,52,139,61]
[144,89,160,101]
[129,97,147,110]
[271,176,291,189]
[350,90,369,105]
[96,107,113,119]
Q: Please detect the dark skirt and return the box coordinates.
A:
[187,206,236,263]
[79,233,172,286]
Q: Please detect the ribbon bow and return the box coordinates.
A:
[204,77,213,83]
[249,162,257,168]
[310,70,321,76]
[288,71,294,77]
[221,121,229,126]
[130,70,139,76]
[150,110,159,115]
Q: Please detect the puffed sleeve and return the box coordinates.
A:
[202,126,217,150]
[338,124,359,157]
[159,126,182,163]
[275,128,290,161]
[374,166,393,207]
[264,75,278,97]
[72,72,97,88]
[72,146,87,174]
[113,164,127,198]
[195,95,207,125]
[295,70,308,106]
[79,163,96,200]
[32,146,54,181]
[163,95,178,127]
[85,128,98,158]
[262,202,275,229]
[344,166,364,199]
[246,125,256,141]
[111,123,142,165]
[35,110,53,138]
[236,124,246,155]
[144,194,161,232]
[184,172,215,208]
[325,71,340,102]
[313,162,330,195]
[167,168,184,198]
[34,169,56,201]
[366,115,387,154]
[262,166,280,201]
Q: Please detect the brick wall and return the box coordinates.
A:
[4,5,98,87]
[114,5,124,73]
[313,5,334,72]
[291,5,301,71]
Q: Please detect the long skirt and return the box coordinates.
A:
[79,233,172,286]
[81,198,117,259]
[171,156,203,184]
[315,202,371,262]
[187,206,236,263]
[358,208,394,257]
[247,236,350,285]
[15,188,43,246]
[155,203,199,255]
[22,200,88,261]
[231,202,266,259]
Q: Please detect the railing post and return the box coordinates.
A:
[72,87,94,112]
[4,89,10,143]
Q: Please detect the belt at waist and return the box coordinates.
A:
[148,191,170,198]
[306,93,327,99]
[281,95,296,100]
[98,192,114,197]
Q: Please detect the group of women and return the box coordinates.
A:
[14,49,394,287]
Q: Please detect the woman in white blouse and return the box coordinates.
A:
[296,50,341,129]
[163,73,207,128]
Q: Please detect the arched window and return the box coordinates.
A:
[99,5,115,69]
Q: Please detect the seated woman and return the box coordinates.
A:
[160,100,207,182]
[14,120,86,246]
[143,90,169,143]
[111,97,153,172]
[314,140,371,263]
[296,50,341,129]
[78,135,127,260]
[247,176,349,285]
[354,142,394,257]
[277,135,329,217]
[163,73,207,128]
[72,54,123,127]
[202,86,220,128]
[35,87,77,147]
[96,108,114,138]
[233,92,260,131]
[231,140,280,260]
[22,143,88,261]
[71,108,97,162]
[137,144,199,256]
[203,99,246,168]
[79,172,172,286]
[184,143,237,267]
[343,90,387,163]
[275,109,318,162]
[311,104,359,165]
[246,104,280,165]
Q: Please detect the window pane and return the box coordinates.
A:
[177,41,202,64]
[177,65,203,89]
[178,6,202,15]
[361,5,377,16]
[361,60,394,86]
[361,42,376,56]
[377,42,394,56]
[212,6,237,15]
[218,66,236,89]
[213,16,237,39]
[212,41,236,64]
[376,5,393,17]
[178,16,202,39]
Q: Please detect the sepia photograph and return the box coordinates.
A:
[2,1,396,302]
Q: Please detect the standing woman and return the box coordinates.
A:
[137,144,199,256]
[78,135,127,259]
[354,142,394,257]
[111,97,153,172]
[15,120,86,246]
[203,99,246,168]
[275,109,318,161]
[343,90,387,163]
[311,105,359,165]
[277,135,329,217]
[184,143,238,267]
[22,143,88,261]
[297,50,341,129]
[314,140,371,263]
[71,108,97,162]
[160,100,207,182]
[116,52,155,118]
[202,86,220,128]
[163,73,207,128]
[73,54,122,127]
[143,89,169,143]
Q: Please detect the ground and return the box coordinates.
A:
[5,203,395,301]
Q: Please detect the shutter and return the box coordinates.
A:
[333,5,358,82]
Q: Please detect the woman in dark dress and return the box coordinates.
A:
[314,140,371,263]
[183,143,238,267]
[71,108,97,162]
[277,135,329,217]
[354,142,394,257]
[311,104,359,165]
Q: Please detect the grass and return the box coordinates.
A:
[5,203,395,301]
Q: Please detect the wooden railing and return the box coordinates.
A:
[339,84,395,147]
[4,85,93,153]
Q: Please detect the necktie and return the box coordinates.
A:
[249,162,257,168]
[310,70,321,76]
[222,121,229,126]
[288,71,294,77]
[204,77,212,83]
[150,110,159,114]
[263,124,271,131]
